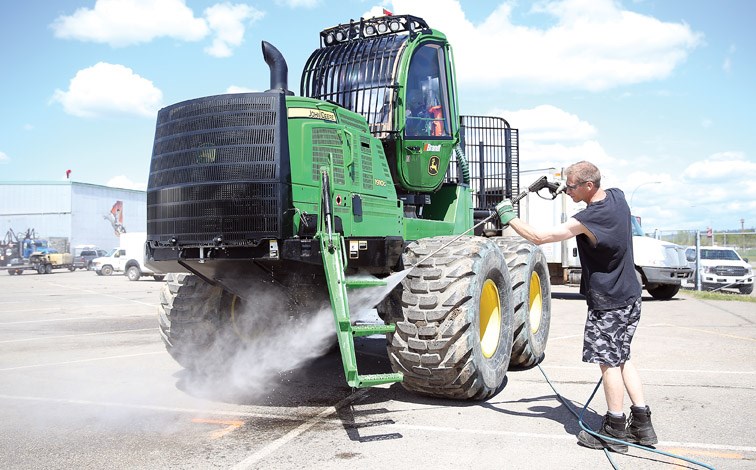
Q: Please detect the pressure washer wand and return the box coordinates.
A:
[413,176,566,268]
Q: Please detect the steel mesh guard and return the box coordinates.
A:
[147,93,290,245]
[451,115,519,212]
[301,34,407,139]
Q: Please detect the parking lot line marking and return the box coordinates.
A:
[1,392,752,456]
[0,313,155,325]
[658,323,756,342]
[229,390,368,470]
[46,284,159,307]
[662,447,744,461]
[0,328,155,344]
[541,365,755,375]
[0,393,311,421]
[0,351,163,371]
[191,418,245,439]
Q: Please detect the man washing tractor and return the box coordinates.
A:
[496,161,658,453]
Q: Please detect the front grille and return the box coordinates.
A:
[712,266,748,276]
[147,93,290,245]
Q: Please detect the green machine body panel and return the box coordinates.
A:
[285,96,403,238]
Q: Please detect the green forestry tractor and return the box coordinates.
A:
[147,14,554,400]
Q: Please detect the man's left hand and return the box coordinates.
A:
[495,199,516,226]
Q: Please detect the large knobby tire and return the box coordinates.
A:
[494,237,551,370]
[379,236,515,400]
[158,273,227,371]
[647,284,680,300]
[158,272,317,373]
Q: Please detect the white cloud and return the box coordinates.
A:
[50,0,208,46]
[723,43,736,73]
[107,175,147,191]
[378,0,702,91]
[0,151,9,164]
[51,62,163,118]
[480,105,755,231]
[51,0,262,57]
[487,104,611,172]
[276,0,321,8]
[682,151,756,184]
[226,85,258,93]
[203,3,265,58]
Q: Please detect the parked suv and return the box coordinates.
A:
[684,246,754,294]
[73,247,108,270]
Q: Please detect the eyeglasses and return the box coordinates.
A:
[565,181,586,191]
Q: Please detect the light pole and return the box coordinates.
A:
[630,181,662,209]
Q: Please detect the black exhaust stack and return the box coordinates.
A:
[262,41,294,95]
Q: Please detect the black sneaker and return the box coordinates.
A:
[577,413,628,453]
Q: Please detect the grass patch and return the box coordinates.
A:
[680,288,756,303]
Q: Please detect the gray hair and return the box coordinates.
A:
[565,161,601,188]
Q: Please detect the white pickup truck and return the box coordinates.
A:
[683,246,753,294]
[91,232,164,281]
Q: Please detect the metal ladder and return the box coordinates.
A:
[319,231,403,388]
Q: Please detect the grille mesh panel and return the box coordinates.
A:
[147,93,286,245]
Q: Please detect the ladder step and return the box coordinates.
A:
[352,323,395,337]
[345,277,388,288]
[357,372,404,387]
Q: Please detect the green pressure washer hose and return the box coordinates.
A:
[536,363,716,470]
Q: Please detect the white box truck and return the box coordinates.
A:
[516,169,692,299]
[91,232,164,281]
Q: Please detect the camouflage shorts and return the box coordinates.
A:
[582,298,641,367]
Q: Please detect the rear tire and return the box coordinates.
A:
[44,264,53,274]
[380,236,514,400]
[126,266,141,281]
[494,237,551,370]
[647,284,680,300]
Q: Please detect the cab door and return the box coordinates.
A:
[397,40,458,192]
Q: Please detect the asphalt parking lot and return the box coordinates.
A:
[0,270,754,469]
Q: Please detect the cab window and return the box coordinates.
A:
[405,43,451,138]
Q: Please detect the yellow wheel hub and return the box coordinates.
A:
[479,279,501,358]
[529,272,543,334]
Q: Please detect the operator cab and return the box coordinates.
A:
[301,15,459,201]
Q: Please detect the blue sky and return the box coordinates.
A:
[1,0,754,232]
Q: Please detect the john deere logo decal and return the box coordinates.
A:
[428,156,440,176]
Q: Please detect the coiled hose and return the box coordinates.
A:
[453,145,471,185]
[537,363,716,469]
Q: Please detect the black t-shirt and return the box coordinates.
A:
[572,188,641,310]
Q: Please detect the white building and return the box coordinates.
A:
[0,181,146,253]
